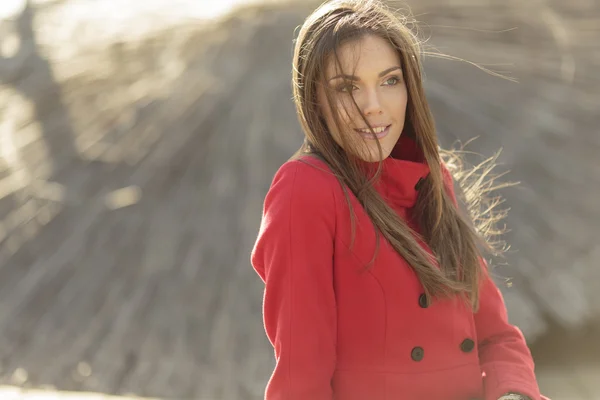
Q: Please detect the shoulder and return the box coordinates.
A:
[270,155,340,200]
[252,156,339,277]
[273,155,338,188]
[266,155,340,215]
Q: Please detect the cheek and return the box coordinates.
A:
[317,103,345,146]
[400,87,409,113]
[399,94,408,114]
[321,99,355,136]
[331,97,356,126]
[386,89,408,114]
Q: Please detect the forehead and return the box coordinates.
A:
[324,34,401,78]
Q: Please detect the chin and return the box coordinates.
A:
[359,147,394,162]
[367,138,401,162]
[344,130,401,162]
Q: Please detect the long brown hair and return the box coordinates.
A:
[291,0,508,310]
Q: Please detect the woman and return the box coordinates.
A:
[251,0,546,399]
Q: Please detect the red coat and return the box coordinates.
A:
[251,136,542,400]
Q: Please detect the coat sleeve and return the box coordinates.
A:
[251,160,337,400]
[440,164,542,400]
[475,268,541,400]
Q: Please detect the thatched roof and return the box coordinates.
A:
[0,0,597,397]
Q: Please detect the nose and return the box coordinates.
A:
[360,88,383,116]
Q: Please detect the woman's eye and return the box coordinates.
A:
[338,83,357,93]
[384,76,400,86]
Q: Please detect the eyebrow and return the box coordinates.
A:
[328,66,402,82]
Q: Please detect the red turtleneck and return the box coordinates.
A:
[251,136,541,400]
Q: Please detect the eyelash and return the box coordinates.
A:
[337,75,402,93]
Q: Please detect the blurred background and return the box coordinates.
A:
[0,0,598,399]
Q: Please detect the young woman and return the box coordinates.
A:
[251,1,546,399]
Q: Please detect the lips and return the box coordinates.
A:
[354,124,391,139]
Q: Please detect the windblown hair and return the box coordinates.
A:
[291,0,509,310]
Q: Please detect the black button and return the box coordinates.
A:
[460,338,475,353]
[411,346,424,361]
[418,293,429,308]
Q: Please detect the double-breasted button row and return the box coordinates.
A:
[413,293,474,361]
[410,338,474,362]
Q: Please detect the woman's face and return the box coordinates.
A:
[317,34,408,162]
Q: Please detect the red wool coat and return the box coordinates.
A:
[251,136,542,400]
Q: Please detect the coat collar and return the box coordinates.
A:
[361,135,430,209]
